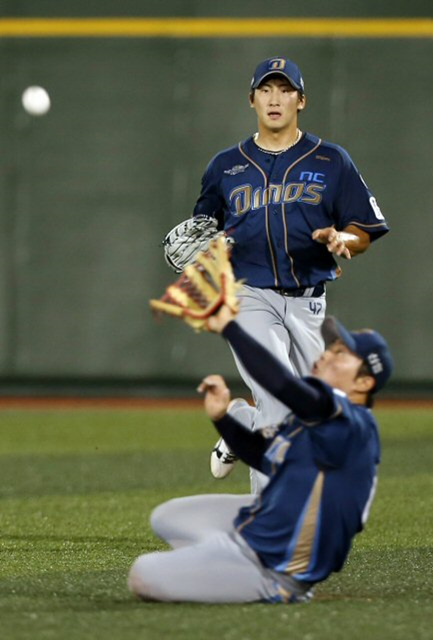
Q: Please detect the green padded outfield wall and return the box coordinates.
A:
[0,1,432,387]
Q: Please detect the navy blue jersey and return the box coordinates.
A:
[193,133,389,289]
[234,383,380,584]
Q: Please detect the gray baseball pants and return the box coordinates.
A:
[230,285,326,492]
[128,494,312,604]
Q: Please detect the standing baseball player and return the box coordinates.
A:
[165,56,389,492]
[128,305,393,603]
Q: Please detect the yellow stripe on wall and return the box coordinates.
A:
[0,18,432,38]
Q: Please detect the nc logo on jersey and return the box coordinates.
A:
[299,171,325,183]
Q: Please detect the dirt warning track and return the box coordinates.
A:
[0,396,432,410]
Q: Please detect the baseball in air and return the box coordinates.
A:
[21,86,51,116]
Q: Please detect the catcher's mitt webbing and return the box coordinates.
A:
[162,215,222,273]
[150,236,242,331]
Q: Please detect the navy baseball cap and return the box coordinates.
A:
[251,57,305,93]
[321,316,393,393]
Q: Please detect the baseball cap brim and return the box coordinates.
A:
[321,316,357,353]
[251,70,303,91]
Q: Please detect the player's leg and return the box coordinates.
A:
[234,289,326,426]
[151,493,255,548]
[231,286,296,427]
[244,294,325,493]
[211,286,295,491]
[128,530,301,603]
[285,295,326,376]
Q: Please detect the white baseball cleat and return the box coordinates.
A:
[210,438,239,479]
[210,398,252,479]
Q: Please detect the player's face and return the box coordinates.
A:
[311,340,365,395]
[250,77,305,133]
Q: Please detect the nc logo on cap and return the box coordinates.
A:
[269,58,286,70]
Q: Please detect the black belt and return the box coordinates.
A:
[272,283,325,298]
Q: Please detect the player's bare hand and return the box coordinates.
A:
[206,304,237,334]
[312,227,352,260]
[197,374,231,421]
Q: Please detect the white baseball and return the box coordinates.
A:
[21,86,51,116]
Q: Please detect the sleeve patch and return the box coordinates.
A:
[369,196,385,220]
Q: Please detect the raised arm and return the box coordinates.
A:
[207,307,334,422]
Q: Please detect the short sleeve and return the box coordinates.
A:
[333,147,389,241]
[193,155,225,223]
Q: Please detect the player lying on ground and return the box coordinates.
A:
[128,306,393,604]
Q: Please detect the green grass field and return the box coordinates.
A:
[0,405,432,640]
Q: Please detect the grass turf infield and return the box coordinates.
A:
[0,405,432,640]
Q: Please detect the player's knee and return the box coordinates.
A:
[150,498,181,538]
[127,559,146,596]
[127,555,161,601]
[150,502,169,537]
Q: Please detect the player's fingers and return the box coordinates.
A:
[197,378,212,393]
[197,374,224,393]
[330,242,351,260]
[197,379,214,393]
[312,230,330,244]
[328,232,348,251]
[342,247,352,259]
[312,227,334,243]
[327,239,340,252]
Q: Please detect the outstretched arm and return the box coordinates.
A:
[207,308,334,422]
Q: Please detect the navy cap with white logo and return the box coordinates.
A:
[251,57,305,93]
[321,316,393,393]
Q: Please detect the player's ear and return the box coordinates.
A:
[249,90,255,107]
[297,93,306,112]
[355,374,375,395]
